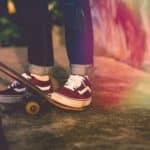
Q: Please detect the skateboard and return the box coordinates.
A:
[0,62,84,115]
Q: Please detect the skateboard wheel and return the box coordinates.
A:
[25,101,40,115]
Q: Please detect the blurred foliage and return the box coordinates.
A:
[0,16,20,46]
[0,0,63,46]
[49,0,63,25]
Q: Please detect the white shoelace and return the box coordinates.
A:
[9,80,20,88]
[64,75,85,91]
[8,79,27,93]
[8,73,30,89]
[8,73,30,91]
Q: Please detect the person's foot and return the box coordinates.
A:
[51,74,92,109]
[0,73,53,103]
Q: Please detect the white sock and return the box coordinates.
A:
[71,64,91,76]
[29,64,52,76]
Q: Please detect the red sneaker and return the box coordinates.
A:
[51,74,92,109]
[0,73,53,103]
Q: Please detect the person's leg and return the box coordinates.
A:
[14,0,53,68]
[0,0,53,103]
[51,0,93,109]
[63,0,93,67]
[59,0,93,75]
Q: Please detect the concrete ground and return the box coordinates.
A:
[0,27,150,149]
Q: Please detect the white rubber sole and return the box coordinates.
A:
[51,92,92,109]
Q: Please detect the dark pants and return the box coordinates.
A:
[14,0,93,66]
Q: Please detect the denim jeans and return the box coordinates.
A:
[14,0,93,66]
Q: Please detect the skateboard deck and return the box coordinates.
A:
[0,62,85,112]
